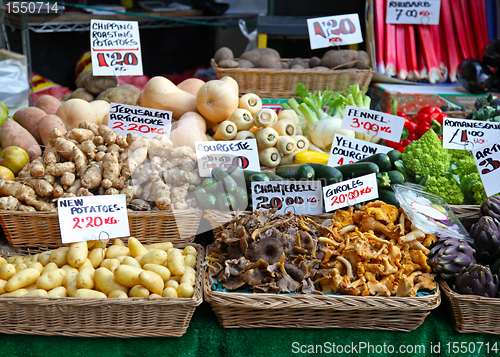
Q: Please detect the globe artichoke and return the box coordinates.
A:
[481,196,500,221]
[454,264,499,298]
[428,236,476,279]
[470,216,500,264]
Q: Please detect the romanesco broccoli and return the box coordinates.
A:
[402,129,451,177]
[423,175,464,205]
[449,149,469,163]
[454,155,477,178]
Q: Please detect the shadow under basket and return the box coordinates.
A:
[0,209,202,249]
[204,270,440,331]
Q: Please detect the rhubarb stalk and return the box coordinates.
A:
[430,25,447,82]
[450,0,473,59]
[459,0,479,58]
[418,39,428,81]
[405,25,419,81]
[471,0,490,57]
[417,25,441,84]
[374,0,386,74]
[395,25,408,80]
[440,0,461,82]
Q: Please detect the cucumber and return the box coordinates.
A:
[211,167,237,193]
[193,189,217,209]
[358,153,392,172]
[387,149,403,169]
[202,178,218,193]
[243,170,269,190]
[265,172,285,181]
[378,188,400,208]
[276,164,315,180]
[334,162,379,180]
[225,165,245,186]
[233,186,249,210]
[387,170,405,185]
[306,163,343,187]
[216,192,236,211]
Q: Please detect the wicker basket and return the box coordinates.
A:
[440,279,500,334]
[449,204,481,230]
[204,269,440,331]
[211,59,375,99]
[0,209,202,249]
[0,244,203,337]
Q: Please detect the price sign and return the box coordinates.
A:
[386,0,441,25]
[328,134,392,167]
[58,195,130,244]
[90,19,143,76]
[251,181,323,215]
[341,105,405,142]
[195,139,260,177]
[443,118,500,150]
[108,102,171,139]
[307,14,363,50]
[472,142,500,198]
[323,173,378,212]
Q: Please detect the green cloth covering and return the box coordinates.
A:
[1,302,500,357]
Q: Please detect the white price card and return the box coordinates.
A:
[307,14,363,50]
[472,142,500,198]
[251,180,323,215]
[90,19,143,76]
[442,117,500,150]
[195,139,260,177]
[386,0,441,25]
[58,195,130,244]
[328,133,392,167]
[340,105,405,142]
[108,102,172,139]
[323,173,379,212]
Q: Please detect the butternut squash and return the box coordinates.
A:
[139,76,198,120]
[56,98,99,131]
[177,111,207,133]
[196,77,239,125]
[177,78,205,96]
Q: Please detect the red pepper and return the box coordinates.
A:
[429,111,448,125]
[416,119,443,137]
[386,131,418,150]
[418,105,443,115]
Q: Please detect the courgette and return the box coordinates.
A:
[358,153,392,172]
[211,167,238,193]
[193,189,217,209]
[306,163,343,187]
[386,170,405,185]
[225,165,245,187]
[387,149,403,169]
[202,178,219,193]
[376,172,391,188]
[216,192,236,211]
[334,162,379,180]
[276,164,315,180]
[265,171,285,181]
[378,188,400,208]
[243,170,269,190]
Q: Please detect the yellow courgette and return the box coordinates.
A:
[293,150,329,165]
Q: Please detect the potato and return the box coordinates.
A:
[129,284,149,297]
[141,249,168,266]
[36,268,66,290]
[183,265,196,275]
[146,242,173,252]
[143,264,171,282]
[0,257,6,266]
[161,287,177,298]
[240,49,261,65]
[256,55,281,69]
[255,47,280,59]
[281,62,289,69]
[25,289,48,297]
[176,283,194,298]
[180,272,196,287]
[214,46,234,63]
[116,256,127,263]
[87,240,99,249]
[95,267,128,295]
[237,59,255,68]
[83,73,118,95]
[62,265,79,297]
[88,248,105,269]
[105,245,129,259]
[6,268,41,292]
[7,256,23,265]
[166,249,185,276]
[183,255,196,269]
[0,264,16,280]
[1,289,28,297]
[320,49,358,69]
[149,293,162,298]
[309,56,321,68]
[121,256,142,269]
[354,50,370,69]
[169,275,182,283]
[47,286,67,297]
[164,280,179,290]
[36,95,62,115]
[290,57,307,68]
[183,246,197,257]
[76,69,91,88]
[73,289,107,298]
[78,259,94,271]
[113,265,142,287]
[139,270,164,294]
[108,290,128,298]
[218,60,239,68]
[128,237,149,257]
[15,263,28,272]
[42,262,59,274]
[67,241,88,268]
[49,247,70,267]
[0,279,7,294]
[76,267,95,290]
[28,262,44,274]
[37,251,52,266]
[97,84,140,106]
[114,238,125,246]
[69,88,94,102]
[101,259,120,272]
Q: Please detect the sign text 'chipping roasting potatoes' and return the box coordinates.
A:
[58,195,130,244]
[323,173,379,212]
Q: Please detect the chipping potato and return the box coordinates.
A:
[180,272,196,287]
[129,284,149,297]
[149,293,162,298]
[116,256,127,263]
[183,246,197,257]
[1,289,28,297]
[113,265,142,287]
[62,266,79,297]
[28,262,44,274]
[128,237,148,257]
[139,270,163,294]
[7,256,23,265]
[161,287,177,298]
[25,284,37,291]
[0,264,16,280]
[177,283,194,298]
[121,256,142,269]
[25,289,48,297]
[6,268,41,291]
[0,279,7,294]
[108,290,128,298]
[78,259,94,271]
[105,245,129,259]
[73,289,107,298]
[47,286,68,297]
[88,248,105,268]
[49,247,70,267]
[0,257,7,266]
[141,249,168,266]
[113,238,125,246]
[166,249,185,276]
[36,268,65,290]
[76,267,95,290]
[164,280,179,289]
[37,251,52,266]
[22,255,35,264]
[87,240,99,250]
[184,265,196,275]
[169,275,182,283]
[146,242,173,252]
[183,254,196,269]
[101,259,120,272]
[94,267,128,295]
[42,262,59,274]
[67,241,88,268]
[143,264,171,282]
[15,263,28,272]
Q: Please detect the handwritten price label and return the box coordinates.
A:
[328,134,392,167]
[472,142,500,198]
[90,20,143,76]
[385,0,441,25]
[195,139,260,177]
[307,14,363,50]
[341,105,405,142]
[108,102,171,139]
[442,118,500,150]
[323,173,378,212]
[58,195,130,244]
[251,181,323,215]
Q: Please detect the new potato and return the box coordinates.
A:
[139,270,163,294]
[6,268,40,291]
[0,264,16,280]
[94,267,128,295]
[67,241,88,268]
[141,249,167,266]
[129,284,149,297]
[76,268,95,290]
[113,265,142,287]
[143,264,171,282]
[47,286,68,297]
[36,268,65,290]
[73,289,107,298]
